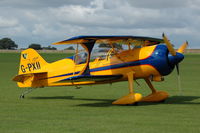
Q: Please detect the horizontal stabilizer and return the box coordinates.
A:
[12,72,47,83]
[12,74,32,82]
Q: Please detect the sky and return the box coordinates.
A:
[0,0,200,49]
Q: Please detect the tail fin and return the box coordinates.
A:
[18,48,48,75]
[12,48,48,87]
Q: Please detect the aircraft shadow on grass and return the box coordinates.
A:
[29,95,200,107]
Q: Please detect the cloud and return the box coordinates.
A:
[127,0,190,9]
[0,0,199,48]
[0,0,93,8]
[46,0,188,29]
[0,16,18,28]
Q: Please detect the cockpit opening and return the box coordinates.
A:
[67,42,125,65]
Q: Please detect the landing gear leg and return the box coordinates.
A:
[145,78,157,93]
[20,88,36,99]
[112,71,142,105]
[141,78,169,102]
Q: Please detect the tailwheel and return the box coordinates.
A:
[20,95,25,99]
[19,88,36,99]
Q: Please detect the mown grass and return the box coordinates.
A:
[0,52,200,133]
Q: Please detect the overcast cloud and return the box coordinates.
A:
[0,0,199,48]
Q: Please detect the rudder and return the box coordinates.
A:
[18,48,48,75]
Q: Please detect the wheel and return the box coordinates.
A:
[133,102,139,106]
[126,102,139,106]
[159,100,165,103]
[20,95,24,99]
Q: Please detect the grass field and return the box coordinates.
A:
[0,52,200,133]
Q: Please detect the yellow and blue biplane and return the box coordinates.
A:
[12,34,188,105]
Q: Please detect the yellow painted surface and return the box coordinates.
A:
[13,45,161,88]
[141,91,169,102]
[112,93,143,105]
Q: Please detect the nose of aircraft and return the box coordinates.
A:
[168,52,184,66]
[162,33,188,67]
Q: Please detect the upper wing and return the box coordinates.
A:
[53,35,164,47]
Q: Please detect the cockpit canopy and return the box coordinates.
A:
[67,42,124,64]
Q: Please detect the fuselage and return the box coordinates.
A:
[35,44,183,87]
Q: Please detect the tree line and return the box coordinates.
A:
[0,38,57,50]
[0,37,123,50]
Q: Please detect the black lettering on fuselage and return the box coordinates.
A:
[27,63,32,71]
[20,62,41,73]
[21,65,26,73]
[36,62,41,69]
[32,63,37,70]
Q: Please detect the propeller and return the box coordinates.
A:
[163,33,188,95]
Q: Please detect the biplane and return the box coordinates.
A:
[12,34,188,105]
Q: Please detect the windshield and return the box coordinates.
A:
[74,51,88,64]
[91,48,110,60]
[71,42,124,64]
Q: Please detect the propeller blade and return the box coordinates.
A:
[177,41,188,53]
[176,64,179,75]
[176,64,182,95]
[162,33,176,56]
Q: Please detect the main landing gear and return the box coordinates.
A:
[140,78,169,102]
[112,71,142,105]
[112,71,169,105]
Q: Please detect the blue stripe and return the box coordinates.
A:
[90,60,142,72]
[48,71,80,79]
[60,74,122,82]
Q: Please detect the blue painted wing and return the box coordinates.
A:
[53,35,164,46]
